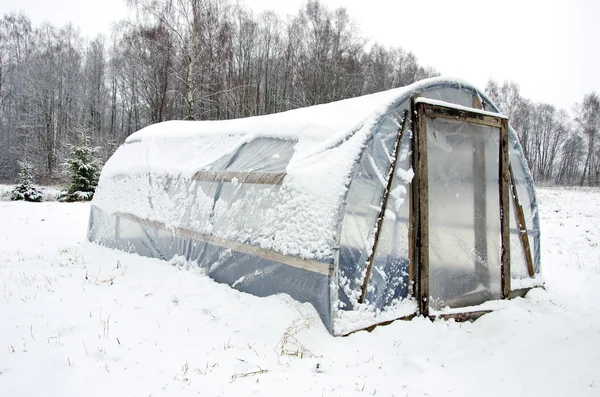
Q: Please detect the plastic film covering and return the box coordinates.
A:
[362,105,413,308]
[426,117,502,309]
[89,136,335,331]
[336,108,404,310]
[201,138,295,243]
[421,87,475,108]
[88,206,332,329]
[206,138,296,172]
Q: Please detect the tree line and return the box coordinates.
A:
[0,0,436,184]
[485,80,599,186]
[0,0,597,187]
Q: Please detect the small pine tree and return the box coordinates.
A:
[11,160,43,202]
[59,133,100,202]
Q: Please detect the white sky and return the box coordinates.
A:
[1,0,598,110]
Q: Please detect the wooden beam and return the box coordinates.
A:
[509,165,536,277]
[358,110,409,303]
[193,171,286,185]
[341,309,493,336]
[113,210,334,276]
[421,103,505,129]
[408,165,415,297]
[409,97,421,299]
[433,310,492,322]
[341,313,418,335]
[499,118,511,299]
[415,100,430,317]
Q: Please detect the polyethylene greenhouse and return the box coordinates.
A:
[88,77,542,335]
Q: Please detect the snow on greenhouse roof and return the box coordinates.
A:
[93,77,485,261]
[102,77,479,180]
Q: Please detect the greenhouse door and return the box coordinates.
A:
[412,98,510,317]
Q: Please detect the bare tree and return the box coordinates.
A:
[576,92,600,186]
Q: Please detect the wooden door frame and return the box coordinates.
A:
[411,98,510,317]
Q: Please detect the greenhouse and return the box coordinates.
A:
[88,77,542,335]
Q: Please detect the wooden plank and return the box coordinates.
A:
[408,97,421,299]
[415,101,430,317]
[342,313,418,336]
[113,211,334,276]
[342,309,492,336]
[499,118,511,299]
[422,104,505,129]
[509,165,536,277]
[433,310,492,322]
[358,110,409,303]
[193,171,286,185]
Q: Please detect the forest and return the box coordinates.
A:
[0,0,598,186]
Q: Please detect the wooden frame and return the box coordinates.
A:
[193,171,286,185]
[413,98,510,317]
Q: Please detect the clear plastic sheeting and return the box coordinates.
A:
[206,138,297,173]
[426,118,502,309]
[336,108,402,309]
[88,206,333,330]
[421,87,475,109]
[362,106,413,309]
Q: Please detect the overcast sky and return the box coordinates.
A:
[1,0,598,111]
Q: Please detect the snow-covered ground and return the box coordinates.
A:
[0,187,599,396]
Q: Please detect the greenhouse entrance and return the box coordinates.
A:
[412,98,511,316]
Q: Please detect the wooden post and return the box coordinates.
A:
[414,100,429,317]
[499,118,511,299]
[509,165,535,277]
[408,97,420,299]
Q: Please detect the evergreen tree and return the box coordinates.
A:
[11,160,43,202]
[59,133,100,202]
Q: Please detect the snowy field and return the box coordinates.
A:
[0,187,599,397]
